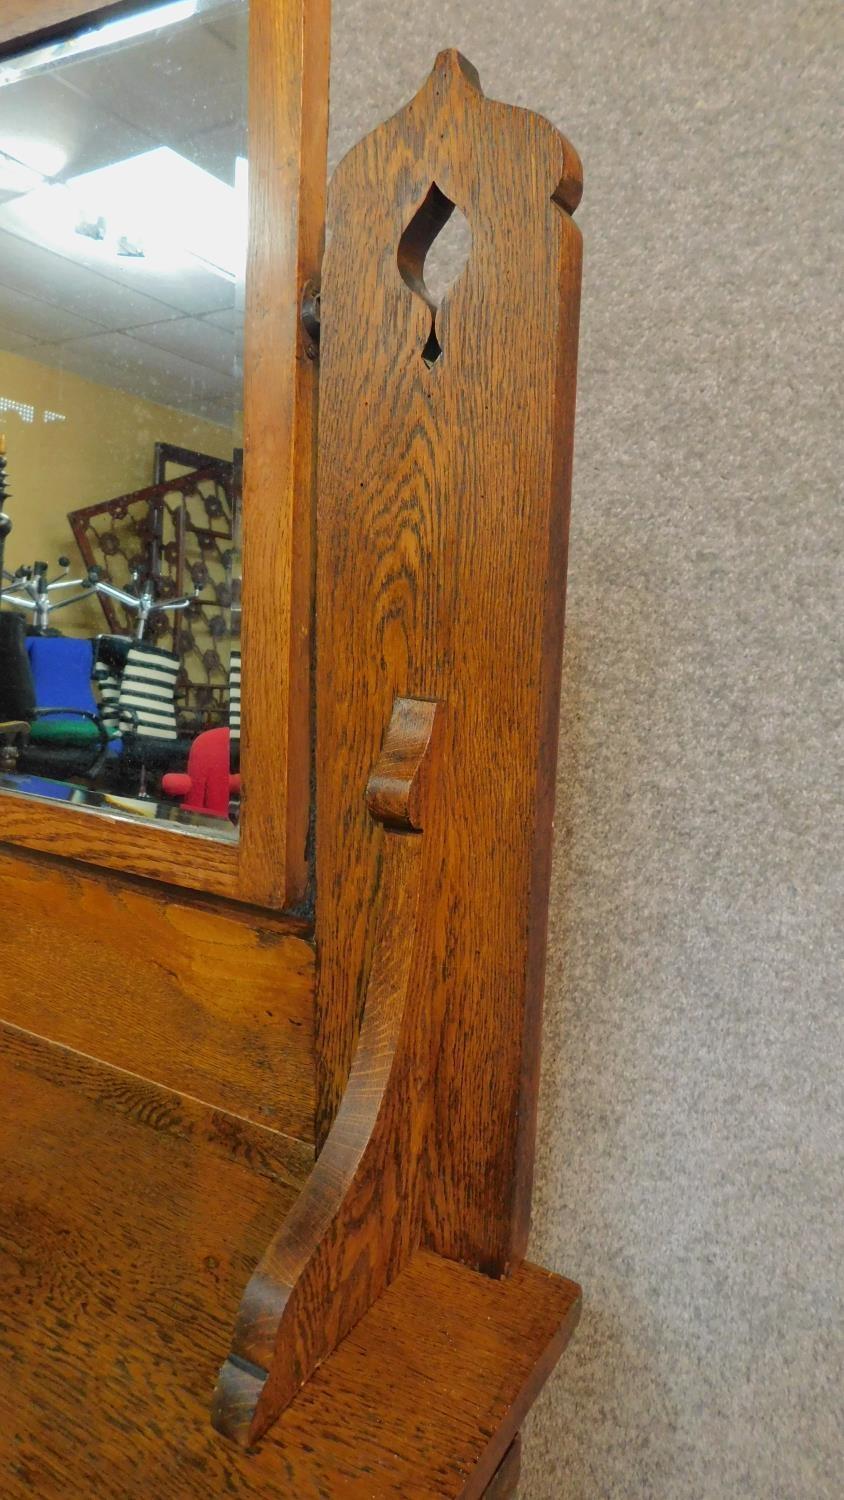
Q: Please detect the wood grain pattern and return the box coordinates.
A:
[0,1025,312,1499]
[0,1020,314,1190]
[250,1251,580,1498]
[365,696,442,830]
[0,32,585,1489]
[314,51,583,1271]
[0,792,242,901]
[237,0,329,907]
[1,1195,577,1497]
[0,0,330,911]
[0,846,317,1140]
[214,699,442,1442]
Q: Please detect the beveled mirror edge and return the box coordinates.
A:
[0,0,330,913]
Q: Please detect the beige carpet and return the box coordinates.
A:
[330,2,842,1495]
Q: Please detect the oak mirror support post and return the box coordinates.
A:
[0,0,327,909]
[314,48,583,1268]
[209,47,585,1469]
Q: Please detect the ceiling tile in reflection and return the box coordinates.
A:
[0,228,182,328]
[0,280,105,345]
[44,328,237,423]
[124,316,238,377]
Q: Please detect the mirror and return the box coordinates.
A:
[0,0,247,841]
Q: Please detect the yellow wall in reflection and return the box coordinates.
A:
[0,346,233,636]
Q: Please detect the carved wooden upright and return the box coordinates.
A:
[315,49,582,1265]
[214,47,584,1459]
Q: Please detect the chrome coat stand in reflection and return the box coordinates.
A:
[94,568,208,642]
[1,558,100,634]
[0,434,11,599]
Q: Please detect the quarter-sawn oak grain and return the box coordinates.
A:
[314,50,583,1271]
[0,846,316,1139]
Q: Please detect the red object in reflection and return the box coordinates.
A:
[162,727,239,819]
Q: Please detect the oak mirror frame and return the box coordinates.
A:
[0,0,328,911]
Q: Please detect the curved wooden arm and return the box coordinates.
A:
[213,699,442,1446]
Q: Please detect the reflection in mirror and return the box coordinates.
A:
[0,0,247,842]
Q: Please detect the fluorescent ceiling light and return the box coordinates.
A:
[1,147,246,283]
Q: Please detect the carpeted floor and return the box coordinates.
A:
[330,3,842,1495]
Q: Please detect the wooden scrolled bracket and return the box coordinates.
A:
[364,695,441,830]
[212,696,442,1447]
